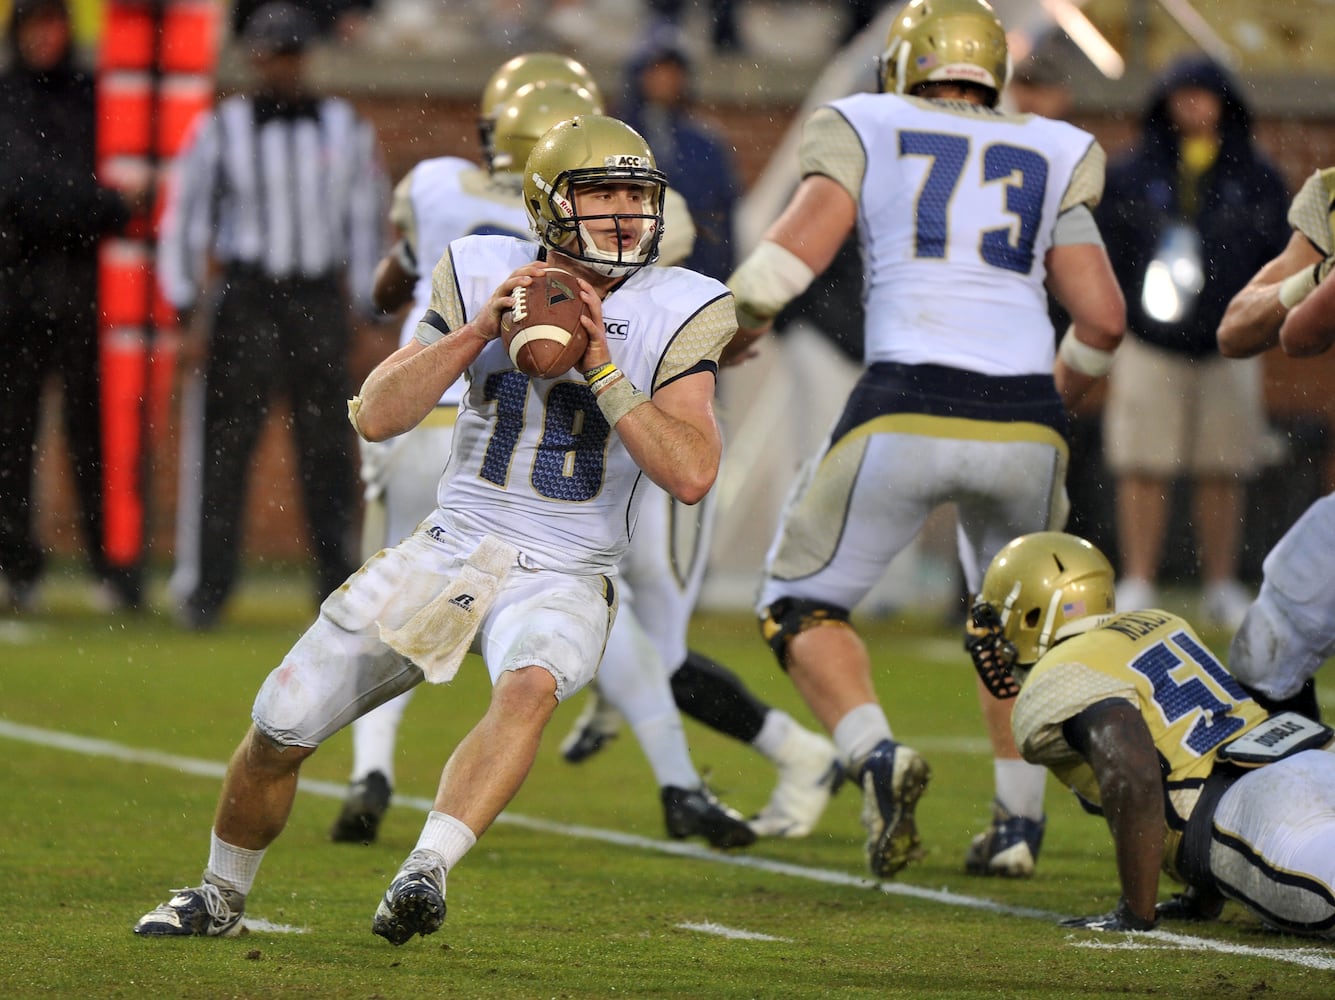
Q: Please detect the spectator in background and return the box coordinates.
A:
[840,1,897,45]
[0,0,146,613]
[1095,55,1290,629]
[231,0,375,44]
[645,0,741,54]
[618,32,741,281]
[158,1,388,629]
[1005,47,1073,121]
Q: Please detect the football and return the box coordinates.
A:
[500,267,590,379]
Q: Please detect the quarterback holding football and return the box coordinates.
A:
[134,114,738,945]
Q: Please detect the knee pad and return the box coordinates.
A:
[761,597,851,671]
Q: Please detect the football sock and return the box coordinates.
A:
[627,712,700,790]
[350,689,413,786]
[993,758,1047,820]
[751,707,799,762]
[415,811,477,871]
[207,831,265,896]
[670,649,768,743]
[832,702,892,771]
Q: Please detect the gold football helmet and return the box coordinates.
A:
[490,81,604,174]
[880,0,1009,106]
[978,532,1115,667]
[478,52,602,168]
[523,115,667,277]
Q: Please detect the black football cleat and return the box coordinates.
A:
[330,770,392,844]
[661,784,757,849]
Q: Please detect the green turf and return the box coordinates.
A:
[1,571,1332,998]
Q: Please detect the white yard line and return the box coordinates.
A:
[5,719,1335,970]
[676,921,792,942]
[240,917,308,934]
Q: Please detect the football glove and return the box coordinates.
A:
[965,601,1020,700]
[1060,897,1159,932]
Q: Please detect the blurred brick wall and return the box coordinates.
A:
[32,97,1335,570]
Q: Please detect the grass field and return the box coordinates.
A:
[2,569,1334,999]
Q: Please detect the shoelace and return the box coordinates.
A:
[173,882,235,924]
[398,850,446,888]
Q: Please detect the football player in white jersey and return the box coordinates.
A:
[330,55,833,850]
[134,115,739,945]
[1216,167,1335,723]
[724,0,1126,880]
[967,532,1335,937]
[328,62,608,842]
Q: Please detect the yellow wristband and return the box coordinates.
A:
[587,365,623,395]
[583,362,617,383]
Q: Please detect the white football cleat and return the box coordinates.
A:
[749,724,844,839]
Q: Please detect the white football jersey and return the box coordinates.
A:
[391,159,700,405]
[391,158,533,404]
[419,234,734,575]
[808,95,1104,375]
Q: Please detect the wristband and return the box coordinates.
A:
[1058,326,1116,377]
[735,301,772,332]
[585,364,622,396]
[727,239,817,327]
[583,362,619,393]
[1278,264,1320,309]
[595,375,647,426]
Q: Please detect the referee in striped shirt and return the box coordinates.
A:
[157,2,388,629]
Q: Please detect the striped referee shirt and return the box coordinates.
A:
[157,93,387,313]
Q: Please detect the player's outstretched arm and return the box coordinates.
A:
[1061,698,1164,928]
[1217,231,1325,358]
[1046,242,1125,409]
[724,175,854,366]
